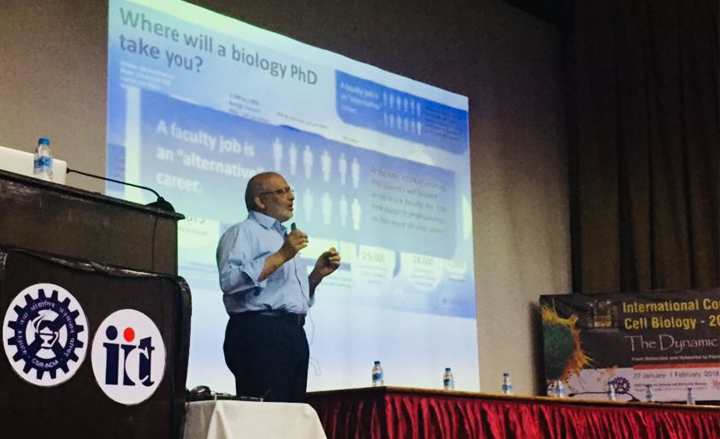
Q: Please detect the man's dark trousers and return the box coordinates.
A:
[224,312,309,402]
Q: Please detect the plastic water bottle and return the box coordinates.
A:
[33,137,53,181]
[443,367,454,390]
[501,372,513,395]
[553,378,565,398]
[686,387,696,405]
[606,380,616,401]
[645,384,655,403]
[371,361,384,387]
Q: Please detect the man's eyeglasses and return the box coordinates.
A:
[258,187,294,197]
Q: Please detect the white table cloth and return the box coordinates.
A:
[183,400,327,439]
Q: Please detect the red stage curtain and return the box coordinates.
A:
[307,387,720,439]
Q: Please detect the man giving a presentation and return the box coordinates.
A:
[216,172,341,402]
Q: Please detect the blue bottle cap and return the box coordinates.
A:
[39,137,50,145]
[445,367,451,371]
[374,360,380,365]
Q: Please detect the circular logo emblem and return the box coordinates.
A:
[2,283,88,386]
[91,309,166,405]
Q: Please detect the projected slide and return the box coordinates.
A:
[108,0,477,392]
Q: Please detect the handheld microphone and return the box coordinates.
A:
[291,222,297,232]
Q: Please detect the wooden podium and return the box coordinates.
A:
[0,169,191,439]
[0,168,183,274]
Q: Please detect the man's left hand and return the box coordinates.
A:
[313,247,341,279]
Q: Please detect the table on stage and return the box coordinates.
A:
[306,386,720,439]
[183,400,327,439]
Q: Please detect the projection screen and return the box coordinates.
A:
[107,0,477,392]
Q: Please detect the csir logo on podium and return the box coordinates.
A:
[91,309,166,405]
[2,283,88,387]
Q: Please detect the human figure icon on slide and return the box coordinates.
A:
[351,198,361,231]
[322,192,332,225]
[351,158,360,189]
[303,146,313,179]
[321,150,332,182]
[339,195,348,228]
[338,153,347,186]
[304,188,314,222]
[273,138,283,171]
[289,143,298,175]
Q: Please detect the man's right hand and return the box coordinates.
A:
[280,228,308,260]
[258,228,309,282]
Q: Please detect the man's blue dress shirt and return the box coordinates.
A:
[216,211,313,315]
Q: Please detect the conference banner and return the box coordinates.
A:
[540,289,720,402]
